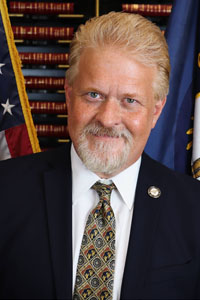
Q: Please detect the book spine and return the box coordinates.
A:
[36,124,68,137]
[12,26,74,40]
[30,101,67,114]
[19,53,69,65]
[122,4,172,16]
[9,2,74,15]
[25,77,65,90]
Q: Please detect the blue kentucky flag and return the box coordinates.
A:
[145,0,200,175]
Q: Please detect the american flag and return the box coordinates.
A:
[0,0,40,160]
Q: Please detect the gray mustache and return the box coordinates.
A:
[83,123,132,140]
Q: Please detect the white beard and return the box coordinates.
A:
[76,122,133,175]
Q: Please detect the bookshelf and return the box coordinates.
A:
[7,0,173,150]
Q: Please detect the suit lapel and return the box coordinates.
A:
[44,145,72,299]
[120,154,163,299]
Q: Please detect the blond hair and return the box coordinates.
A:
[66,11,170,100]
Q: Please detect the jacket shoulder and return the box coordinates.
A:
[0,144,71,175]
[142,152,200,196]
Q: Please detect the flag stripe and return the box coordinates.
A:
[0,131,11,160]
[5,124,33,157]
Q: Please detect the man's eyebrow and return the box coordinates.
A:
[123,92,139,98]
[122,90,145,99]
[78,87,104,94]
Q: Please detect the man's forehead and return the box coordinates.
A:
[75,47,156,91]
[78,46,157,74]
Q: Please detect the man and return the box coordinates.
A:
[0,11,200,300]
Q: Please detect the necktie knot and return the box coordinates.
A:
[91,181,116,221]
[92,181,116,204]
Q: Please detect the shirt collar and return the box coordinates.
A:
[71,144,141,209]
[111,158,141,210]
[71,144,100,203]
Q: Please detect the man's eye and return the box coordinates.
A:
[126,98,136,104]
[88,92,100,99]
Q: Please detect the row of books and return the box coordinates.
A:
[19,53,69,65]
[35,124,68,138]
[30,101,67,114]
[9,2,74,15]
[12,27,165,42]
[32,109,68,140]
[122,4,172,16]
[9,2,172,17]
[13,26,74,40]
[25,77,65,90]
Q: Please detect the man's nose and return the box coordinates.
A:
[95,98,122,127]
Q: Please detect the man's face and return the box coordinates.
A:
[65,47,166,178]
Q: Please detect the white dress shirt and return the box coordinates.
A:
[71,144,141,300]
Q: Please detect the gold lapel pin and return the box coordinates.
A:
[148,186,161,198]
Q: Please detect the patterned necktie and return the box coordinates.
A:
[73,181,116,300]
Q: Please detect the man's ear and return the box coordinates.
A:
[152,97,166,129]
[65,79,73,111]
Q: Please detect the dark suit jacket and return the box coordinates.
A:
[0,143,200,299]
